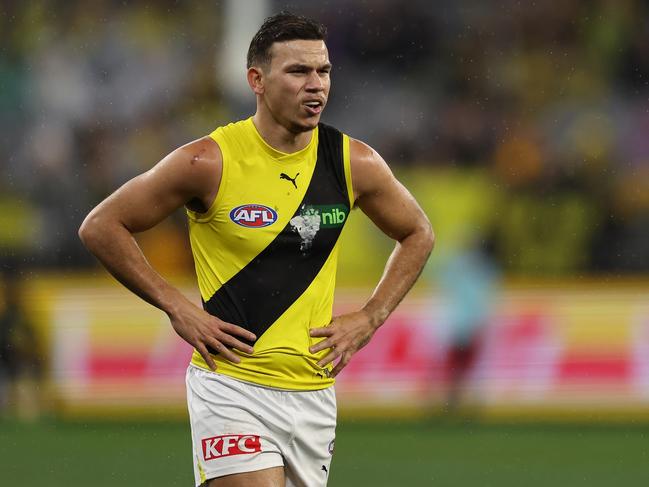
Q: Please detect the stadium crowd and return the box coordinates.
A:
[1,0,648,275]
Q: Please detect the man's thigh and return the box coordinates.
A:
[186,368,286,485]
[186,366,336,487]
[205,466,285,487]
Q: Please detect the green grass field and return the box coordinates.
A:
[1,418,648,486]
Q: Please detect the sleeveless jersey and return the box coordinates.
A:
[186,117,354,390]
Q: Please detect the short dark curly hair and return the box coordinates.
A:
[246,12,327,69]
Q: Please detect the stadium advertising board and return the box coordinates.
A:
[25,277,649,418]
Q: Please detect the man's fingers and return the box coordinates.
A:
[220,348,242,364]
[206,338,241,364]
[310,326,334,338]
[196,343,217,371]
[218,333,254,355]
[317,348,340,368]
[309,338,333,354]
[331,355,350,377]
[220,321,256,342]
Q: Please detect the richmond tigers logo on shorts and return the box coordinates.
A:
[202,434,262,460]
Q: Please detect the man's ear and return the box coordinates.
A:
[247,66,265,95]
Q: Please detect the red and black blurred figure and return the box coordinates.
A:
[433,244,499,415]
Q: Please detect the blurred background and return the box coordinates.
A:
[2,0,649,485]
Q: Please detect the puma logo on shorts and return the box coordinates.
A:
[202,434,262,460]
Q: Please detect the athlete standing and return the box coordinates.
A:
[79,12,433,487]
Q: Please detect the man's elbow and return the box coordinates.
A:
[420,219,435,255]
[78,212,103,251]
[399,216,434,255]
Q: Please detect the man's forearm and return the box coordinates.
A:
[79,216,185,316]
[362,224,434,328]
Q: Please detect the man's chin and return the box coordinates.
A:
[292,116,321,133]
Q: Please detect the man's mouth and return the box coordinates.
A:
[303,100,324,115]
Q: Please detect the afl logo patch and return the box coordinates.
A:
[230,204,277,228]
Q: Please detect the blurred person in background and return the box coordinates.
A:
[432,241,500,415]
[0,270,44,421]
[79,11,433,487]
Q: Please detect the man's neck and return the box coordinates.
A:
[252,112,313,154]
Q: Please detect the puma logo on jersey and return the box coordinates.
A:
[280,172,299,189]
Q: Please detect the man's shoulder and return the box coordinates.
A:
[314,124,371,159]
[208,118,253,140]
[314,124,379,172]
[347,137,378,165]
[177,136,222,162]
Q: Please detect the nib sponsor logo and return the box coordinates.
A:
[300,204,348,228]
[202,434,262,461]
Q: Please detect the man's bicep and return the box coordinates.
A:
[91,137,221,233]
[351,139,427,242]
[101,171,189,233]
[357,174,426,242]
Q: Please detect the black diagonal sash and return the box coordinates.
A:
[203,124,350,344]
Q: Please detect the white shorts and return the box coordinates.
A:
[185,365,337,487]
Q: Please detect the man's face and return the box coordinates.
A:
[259,39,331,133]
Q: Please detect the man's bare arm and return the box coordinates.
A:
[351,138,434,325]
[78,137,255,369]
[310,138,434,376]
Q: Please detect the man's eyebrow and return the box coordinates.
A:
[284,62,332,70]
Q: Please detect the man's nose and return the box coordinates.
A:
[305,72,325,91]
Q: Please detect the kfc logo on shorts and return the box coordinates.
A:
[202,434,262,460]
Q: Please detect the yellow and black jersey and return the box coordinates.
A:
[186,117,354,390]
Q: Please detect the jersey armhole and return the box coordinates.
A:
[342,134,355,208]
[186,132,229,223]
